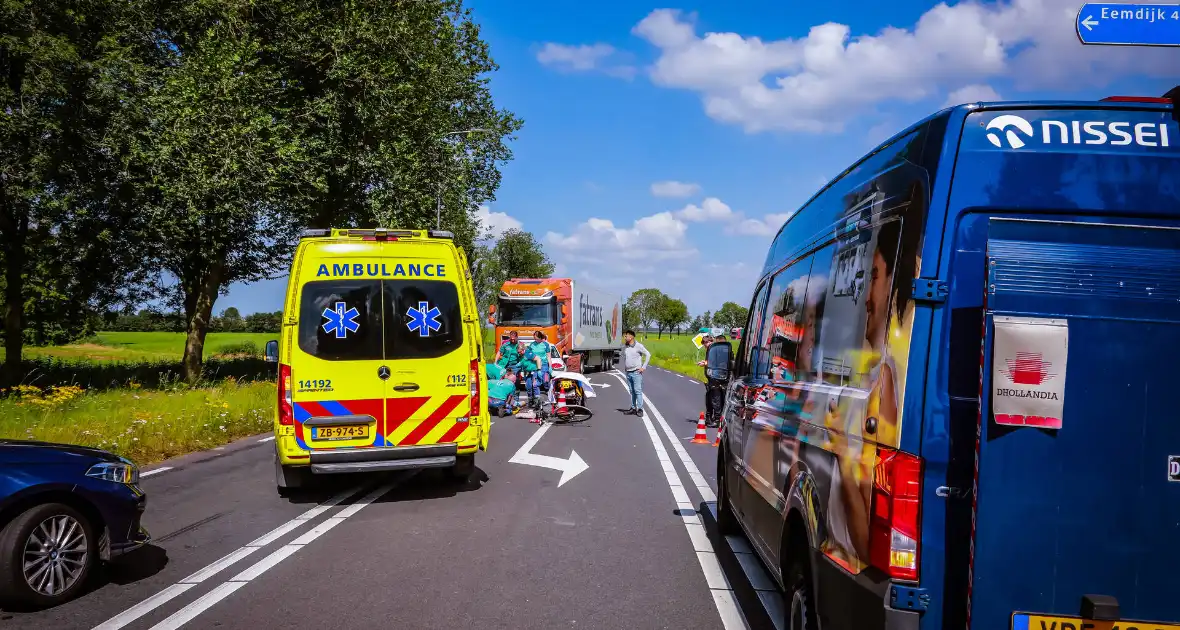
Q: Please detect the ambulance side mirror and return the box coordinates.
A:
[264,340,279,364]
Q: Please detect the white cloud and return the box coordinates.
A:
[726,212,794,237]
[475,204,522,241]
[545,211,695,263]
[536,42,637,78]
[650,180,702,198]
[627,1,1180,134]
[676,196,734,222]
[944,83,1002,107]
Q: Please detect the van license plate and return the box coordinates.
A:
[312,425,368,441]
[1013,613,1180,630]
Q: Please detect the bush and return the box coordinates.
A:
[6,356,276,392]
[213,341,260,357]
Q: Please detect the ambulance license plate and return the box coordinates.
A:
[1013,612,1180,630]
[312,425,368,441]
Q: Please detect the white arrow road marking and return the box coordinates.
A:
[1082,15,1098,30]
[508,422,589,487]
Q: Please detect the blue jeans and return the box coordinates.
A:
[625,370,644,411]
[526,371,549,404]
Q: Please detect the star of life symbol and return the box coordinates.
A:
[406,301,441,337]
[321,301,360,339]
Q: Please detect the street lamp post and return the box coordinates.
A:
[435,128,490,229]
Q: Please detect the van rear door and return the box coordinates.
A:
[941,103,1180,629]
[291,267,387,451]
[379,251,473,449]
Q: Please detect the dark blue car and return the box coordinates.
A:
[0,439,149,609]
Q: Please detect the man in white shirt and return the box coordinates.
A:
[621,329,650,417]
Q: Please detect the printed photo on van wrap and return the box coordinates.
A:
[738,165,926,576]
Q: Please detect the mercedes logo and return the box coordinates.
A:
[377,366,391,380]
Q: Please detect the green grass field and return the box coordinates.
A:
[22,331,278,362]
[638,334,705,381]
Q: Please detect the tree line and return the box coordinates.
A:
[102,308,283,334]
[622,289,749,339]
[1,0,521,384]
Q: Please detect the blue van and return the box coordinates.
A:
[713,89,1179,630]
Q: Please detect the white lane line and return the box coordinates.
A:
[146,476,409,630]
[257,436,276,443]
[140,467,173,478]
[644,395,717,503]
[608,371,749,630]
[89,584,196,630]
[91,483,365,630]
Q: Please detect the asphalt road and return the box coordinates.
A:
[2,366,784,630]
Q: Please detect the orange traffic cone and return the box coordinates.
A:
[691,413,710,444]
[712,423,722,447]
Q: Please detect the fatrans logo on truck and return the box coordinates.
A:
[984,113,1173,150]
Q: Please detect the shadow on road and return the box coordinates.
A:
[697,501,785,630]
[278,466,491,505]
[0,544,169,615]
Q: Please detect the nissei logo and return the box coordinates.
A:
[985,114,1172,149]
[986,115,1035,149]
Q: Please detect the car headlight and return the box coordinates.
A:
[86,461,140,485]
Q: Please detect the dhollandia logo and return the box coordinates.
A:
[995,351,1060,428]
[985,114,1172,150]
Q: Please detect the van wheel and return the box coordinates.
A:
[450,454,475,481]
[0,503,96,610]
[783,551,818,630]
[275,455,307,497]
[716,448,740,536]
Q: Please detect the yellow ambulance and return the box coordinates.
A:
[264,228,490,495]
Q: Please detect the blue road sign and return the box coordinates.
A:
[1076,3,1180,46]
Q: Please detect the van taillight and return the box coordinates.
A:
[278,363,294,426]
[469,359,480,418]
[869,448,923,581]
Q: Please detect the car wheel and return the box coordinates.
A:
[784,553,818,630]
[0,502,96,610]
[450,454,476,481]
[716,447,740,536]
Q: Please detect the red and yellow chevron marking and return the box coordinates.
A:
[384,394,471,446]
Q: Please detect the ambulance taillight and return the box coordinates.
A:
[278,364,294,425]
[469,359,480,418]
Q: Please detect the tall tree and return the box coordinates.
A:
[0,0,157,382]
[714,301,750,331]
[134,2,314,382]
[253,0,523,255]
[655,296,688,339]
[626,288,665,336]
[472,228,553,314]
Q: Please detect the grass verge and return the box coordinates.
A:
[22,331,278,363]
[0,380,274,466]
[640,335,704,381]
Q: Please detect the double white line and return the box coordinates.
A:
[92,474,411,630]
[608,371,748,630]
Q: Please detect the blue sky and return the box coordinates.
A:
[222,0,1180,316]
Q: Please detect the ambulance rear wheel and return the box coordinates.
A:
[450,454,475,481]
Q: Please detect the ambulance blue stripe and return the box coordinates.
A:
[318,400,352,416]
[294,403,312,422]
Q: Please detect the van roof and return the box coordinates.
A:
[772,96,1176,245]
[299,228,456,241]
